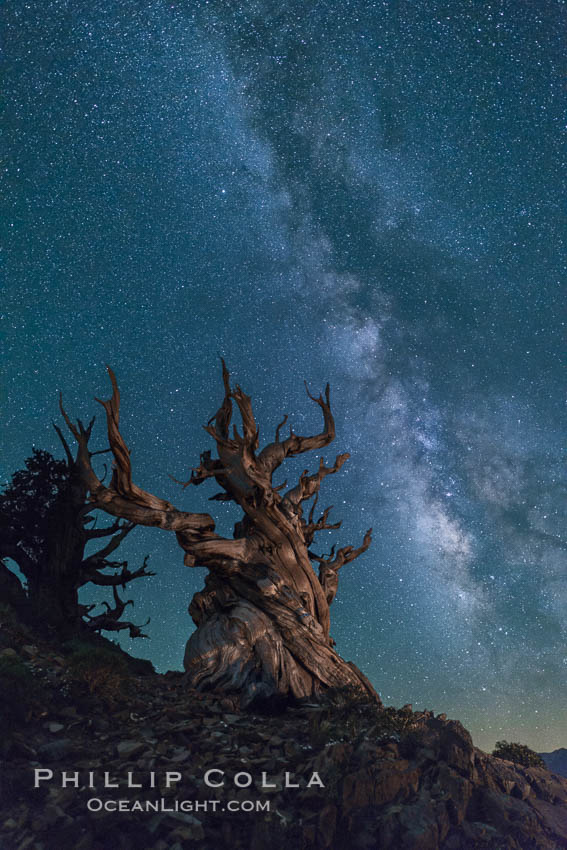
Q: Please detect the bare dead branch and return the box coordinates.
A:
[274,414,288,443]
[206,357,233,440]
[84,517,132,539]
[52,421,75,467]
[311,528,373,605]
[57,361,378,702]
[304,504,342,547]
[257,381,336,476]
[60,369,251,572]
[84,586,150,638]
[169,451,226,489]
[59,394,101,494]
[308,491,319,526]
[82,522,135,567]
[93,366,133,497]
[86,555,155,587]
[284,453,350,509]
[230,384,259,450]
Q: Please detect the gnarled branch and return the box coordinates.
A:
[283,453,350,509]
[82,521,135,568]
[257,381,335,477]
[83,585,150,638]
[60,368,250,572]
[56,359,378,703]
[84,517,133,539]
[85,554,155,587]
[52,421,75,467]
[274,414,288,443]
[205,358,233,442]
[169,450,226,489]
[310,528,373,605]
[304,503,342,548]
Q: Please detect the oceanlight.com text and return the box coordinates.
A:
[86,798,270,813]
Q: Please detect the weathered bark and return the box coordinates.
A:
[36,451,94,635]
[62,363,379,706]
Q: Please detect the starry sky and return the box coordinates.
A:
[2,0,565,753]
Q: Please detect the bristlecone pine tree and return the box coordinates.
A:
[61,362,380,706]
[0,442,154,639]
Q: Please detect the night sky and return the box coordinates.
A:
[2,0,565,754]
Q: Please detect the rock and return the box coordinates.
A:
[342,760,419,812]
[531,797,567,842]
[37,739,75,761]
[397,794,445,849]
[10,736,37,758]
[0,648,18,658]
[170,748,191,762]
[318,803,337,847]
[2,629,567,850]
[116,740,146,758]
[43,804,65,826]
[15,836,35,850]
[58,706,79,719]
[165,813,204,840]
[434,763,472,825]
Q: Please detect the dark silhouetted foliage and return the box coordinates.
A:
[0,449,68,567]
[67,645,131,705]
[0,447,152,639]
[492,740,546,768]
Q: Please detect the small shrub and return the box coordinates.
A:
[67,646,130,705]
[492,740,546,769]
[308,715,335,749]
[307,687,421,748]
[63,636,154,676]
[373,705,421,737]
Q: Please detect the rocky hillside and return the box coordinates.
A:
[1,609,566,849]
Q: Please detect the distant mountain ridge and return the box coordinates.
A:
[539,747,567,778]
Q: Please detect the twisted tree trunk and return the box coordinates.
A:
[62,363,379,706]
